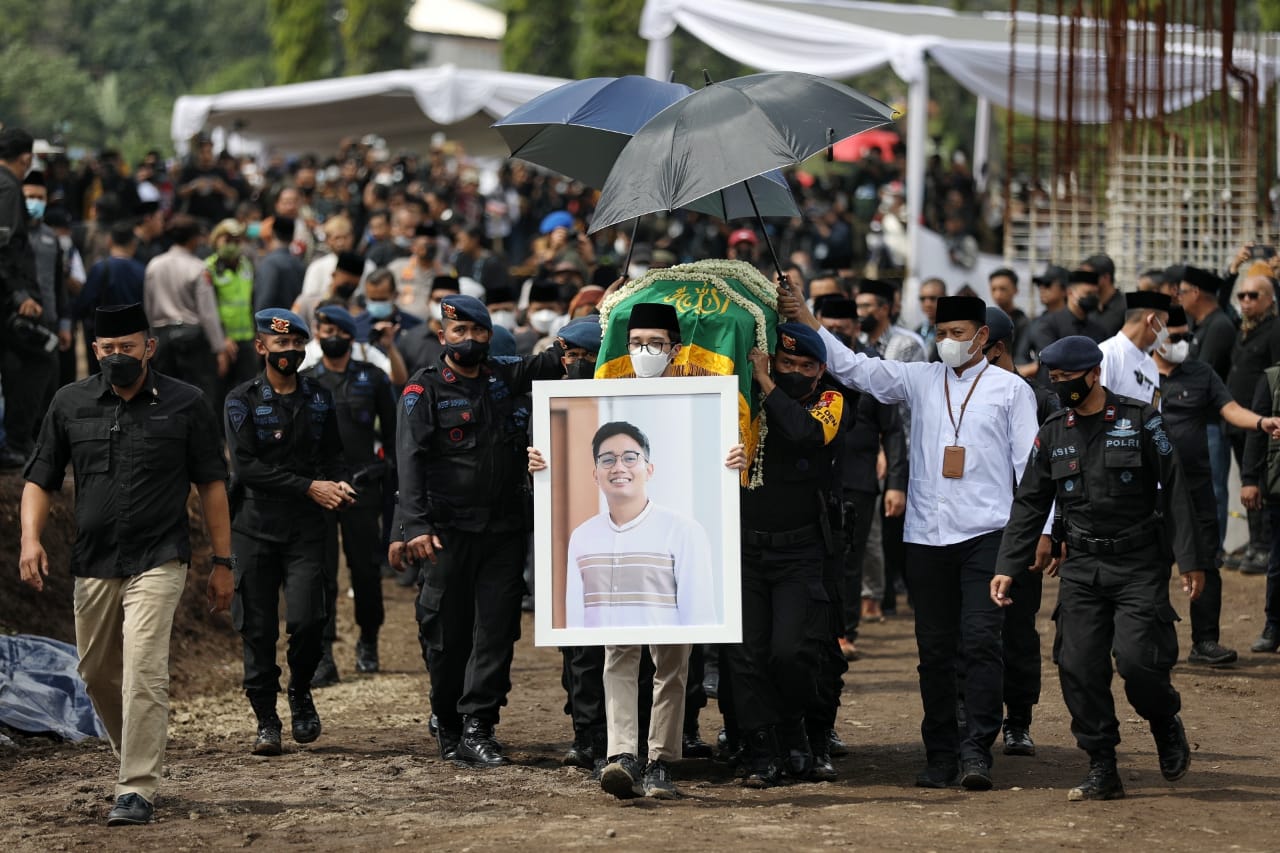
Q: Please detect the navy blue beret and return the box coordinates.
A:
[984,306,1014,344]
[1039,335,1103,371]
[439,294,492,331]
[776,322,826,363]
[315,305,357,338]
[557,316,602,353]
[255,308,310,340]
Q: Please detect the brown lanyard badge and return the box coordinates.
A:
[942,363,990,479]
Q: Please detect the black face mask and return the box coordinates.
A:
[773,370,817,400]
[100,353,145,387]
[858,314,878,334]
[1052,374,1094,408]
[446,338,489,367]
[319,336,352,358]
[334,283,357,300]
[268,348,306,376]
[1075,294,1100,313]
[566,360,595,379]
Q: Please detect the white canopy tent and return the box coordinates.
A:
[641,0,1280,321]
[171,64,567,158]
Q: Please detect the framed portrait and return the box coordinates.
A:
[531,375,743,647]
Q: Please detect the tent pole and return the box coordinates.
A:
[973,95,991,193]
[645,36,672,81]
[905,60,929,323]
[744,180,785,284]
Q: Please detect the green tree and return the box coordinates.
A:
[268,0,335,84]
[342,0,411,75]
[0,44,100,141]
[574,0,645,78]
[501,0,576,78]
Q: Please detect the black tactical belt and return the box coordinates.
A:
[743,523,824,548]
[1065,525,1158,556]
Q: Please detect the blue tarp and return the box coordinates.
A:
[0,634,106,741]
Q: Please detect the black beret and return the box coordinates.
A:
[1181,266,1222,293]
[776,322,826,363]
[858,279,896,303]
[1124,290,1171,312]
[95,303,149,338]
[440,294,491,331]
[984,306,1014,344]
[627,302,680,335]
[557,316,602,353]
[335,251,365,277]
[1167,305,1188,327]
[1068,269,1100,285]
[818,297,858,320]
[528,280,562,303]
[1039,335,1103,372]
[935,295,986,324]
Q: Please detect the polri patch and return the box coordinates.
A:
[227,398,249,432]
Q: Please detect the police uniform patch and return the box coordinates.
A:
[227,398,249,432]
[255,405,272,416]
[1065,479,1075,492]
[402,382,424,415]
[270,317,291,334]
[781,333,797,351]
[273,430,284,441]
[449,427,464,441]
[1153,428,1172,455]
[1120,470,1134,484]
[442,302,458,320]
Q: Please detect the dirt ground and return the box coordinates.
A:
[3,476,1280,852]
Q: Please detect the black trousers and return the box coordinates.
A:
[1053,559,1181,759]
[0,345,56,454]
[560,645,606,734]
[903,530,1004,766]
[153,325,218,406]
[841,491,878,640]
[726,543,824,732]
[1230,427,1272,551]
[321,505,385,645]
[807,546,849,733]
[415,528,526,729]
[1002,570,1043,727]
[882,511,907,610]
[232,527,327,695]
[1188,481,1224,645]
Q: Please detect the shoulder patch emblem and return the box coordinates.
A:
[226,398,249,432]
[402,382,424,415]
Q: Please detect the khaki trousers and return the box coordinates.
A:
[74,560,187,803]
[603,643,691,763]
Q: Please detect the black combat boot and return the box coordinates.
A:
[1150,714,1191,781]
[354,636,379,674]
[682,722,713,759]
[776,718,813,781]
[287,684,322,744]
[1003,711,1036,756]
[1067,756,1125,801]
[456,716,509,767]
[310,644,340,688]
[437,724,461,761]
[742,727,784,789]
[248,691,283,756]
[562,728,595,769]
[807,724,837,782]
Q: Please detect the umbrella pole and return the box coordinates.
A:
[743,180,785,284]
[621,217,641,277]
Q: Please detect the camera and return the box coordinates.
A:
[7,314,58,354]
[1253,244,1277,260]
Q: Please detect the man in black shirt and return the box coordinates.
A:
[1026,269,1109,365]
[20,303,233,827]
[225,308,353,756]
[1081,254,1127,337]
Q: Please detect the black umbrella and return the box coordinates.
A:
[589,71,898,279]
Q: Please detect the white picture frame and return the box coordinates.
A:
[531,375,743,646]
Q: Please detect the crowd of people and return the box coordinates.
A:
[5,122,1280,827]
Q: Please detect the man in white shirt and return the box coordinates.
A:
[779,286,1039,791]
[1098,290,1171,407]
[565,422,716,629]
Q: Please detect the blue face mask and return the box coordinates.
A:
[365,299,394,320]
[25,198,45,220]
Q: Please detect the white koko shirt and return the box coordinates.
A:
[818,325,1039,546]
[1099,331,1161,407]
[566,501,717,629]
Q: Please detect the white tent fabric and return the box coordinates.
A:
[171,64,567,157]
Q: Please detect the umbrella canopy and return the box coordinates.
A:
[590,72,897,234]
[492,74,799,222]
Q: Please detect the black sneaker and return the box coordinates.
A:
[105,793,153,826]
[915,760,960,788]
[287,685,322,744]
[1067,759,1125,801]
[643,759,681,799]
[1187,640,1238,666]
[252,720,283,756]
[1252,625,1280,653]
[1151,715,1190,781]
[959,758,993,791]
[1003,725,1036,756]
[354,639,380,674]
[600,753,645,799]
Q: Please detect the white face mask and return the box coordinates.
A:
[1160,339,1190,364]
[630,350,670,378]
[529,308,560,334]
[1150,322,1169,354]
[628,263,649,279]
[490,309,517,332]
[936,335,980,369]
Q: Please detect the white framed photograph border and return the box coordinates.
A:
[531,375,743,646]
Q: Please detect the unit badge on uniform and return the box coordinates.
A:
[402,383,424,415]
[270,317,291,334]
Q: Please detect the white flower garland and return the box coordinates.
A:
[597,258,778,489]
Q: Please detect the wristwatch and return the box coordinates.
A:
[211,555,237,569]
[1258,416,1266,433]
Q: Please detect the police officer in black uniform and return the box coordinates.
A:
[397,294,564,767]
[983,305,1060,756]
[992,335,1204,801]
[729,322,853,787]
[303,305,397,683]
[225,308,353,755]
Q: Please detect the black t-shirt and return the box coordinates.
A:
[1159,359,1233,486]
